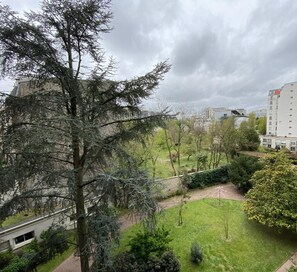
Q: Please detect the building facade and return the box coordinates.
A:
[261,81,297,151]
[202,107,248,130]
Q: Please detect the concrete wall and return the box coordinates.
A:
[0,208,75,251]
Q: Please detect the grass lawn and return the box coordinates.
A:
[145,152,228,179]
[1,210,36,227]
[118,199,297,272]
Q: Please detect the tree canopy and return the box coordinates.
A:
[0,1,170,271]
[228,155,263,193]
[243,151,297,231]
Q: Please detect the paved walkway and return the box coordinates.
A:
[276,252,297,272]
[53,183,296,272]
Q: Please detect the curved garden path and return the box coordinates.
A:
[53,183,296,272]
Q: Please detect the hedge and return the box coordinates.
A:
[186,165,229,189]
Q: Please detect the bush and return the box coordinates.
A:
[0,250,15,269]
[113,252,144,272]
[288,266,297,272]
[0,256,28,272]
[187,166,229,189]
[228,155,263,193]
[190,241,203,264]
[113,251,180,272]
[128,228,171,261]
[114,227,180,272]
[40,226,69,262]
[158,251,180,271]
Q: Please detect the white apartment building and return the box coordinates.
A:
[261,81,297,151]
[202,107,248,130]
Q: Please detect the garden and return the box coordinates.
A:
[117,199,297,272]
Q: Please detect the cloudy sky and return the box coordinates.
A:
[1,0,297,112]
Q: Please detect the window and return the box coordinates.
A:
[289,120,292,122]
[290,108,293,110]
[14,231,35,245]
[291,96,294,98]
[290,114,293,116]
[269,116,272,120]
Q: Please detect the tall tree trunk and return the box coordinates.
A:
[75,183,89,272]
[177,125,181,174]
[164,128,177,176]
[70,88,90,272]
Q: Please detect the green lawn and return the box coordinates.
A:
[118,199,297,272]
[1,211,36,227]
[145,151,228,179]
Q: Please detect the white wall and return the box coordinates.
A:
[277,82,297,137]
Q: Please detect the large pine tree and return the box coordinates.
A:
[0,1,170,271]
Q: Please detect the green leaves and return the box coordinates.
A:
[244,151,297,231]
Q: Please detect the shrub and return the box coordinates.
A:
[0,250,15,269]
[190,241,203,264]
[187,166,229,189]
[228,155,263,193]
[287,266,297,272]
[113,251,180,272]
[0,256,28,272]
[114,227,180,271]
[128,228,171,261]
[159,251,180,271]
[40,226,69,262]
[112,252,144,272]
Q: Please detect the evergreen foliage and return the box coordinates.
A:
[228,155,263,193]
[128,228,171,261]
[39,226,69,261]
[190,241,203,264]
[0,256,28,272]
[186,166,229,189]
[113,228,180,272]
[244,151,297,230]
[0,1,170,271]
[0,250,15,270]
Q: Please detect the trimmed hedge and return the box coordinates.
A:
[186,166,229,189]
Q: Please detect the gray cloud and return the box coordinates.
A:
[2,0,297,113]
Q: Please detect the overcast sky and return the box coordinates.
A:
[1,0,297,113]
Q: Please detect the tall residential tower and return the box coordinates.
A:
[262,81,297,151]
